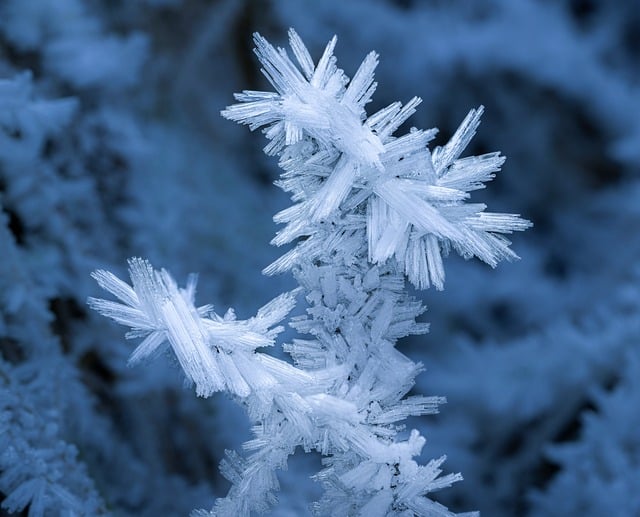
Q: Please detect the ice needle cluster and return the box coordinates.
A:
[224,29,530,290]
[90,29,529,516]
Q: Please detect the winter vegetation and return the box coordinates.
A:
[1,1,638,516]
[90,28,530,515]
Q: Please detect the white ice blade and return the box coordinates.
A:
[288,28,314,79]
[432,106,484,175]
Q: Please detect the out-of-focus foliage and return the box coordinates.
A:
[0,0,638,515]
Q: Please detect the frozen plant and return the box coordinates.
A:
[90,29,530,516]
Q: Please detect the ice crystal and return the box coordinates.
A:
[223,30,530,290]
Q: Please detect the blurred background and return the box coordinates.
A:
[1,0,639,515]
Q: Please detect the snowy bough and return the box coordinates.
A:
[90,30,530,516]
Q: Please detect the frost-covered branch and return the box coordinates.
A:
[223,29,530,290]
[91,257,465,515]
[91,29,529,516]
[89,257,300,398]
